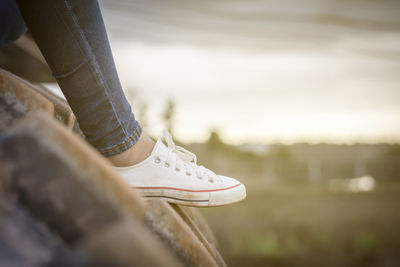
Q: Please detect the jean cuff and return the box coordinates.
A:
[97,122,142,157]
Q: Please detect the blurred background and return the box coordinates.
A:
[4,0,400,266]
[95,1,400,266]
[98,0,400,145]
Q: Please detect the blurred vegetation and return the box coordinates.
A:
[189,130,400,184]
[201,183,400,267]
[183,130,400,267]
[127,94,400,266]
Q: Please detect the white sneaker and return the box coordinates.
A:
[114,130,246,207]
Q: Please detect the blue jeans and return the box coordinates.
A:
[3,0,142,157]
[0,0,26,46]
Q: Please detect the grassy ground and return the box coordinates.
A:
[200,180,400,267]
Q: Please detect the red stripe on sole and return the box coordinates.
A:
[133,183,242,193]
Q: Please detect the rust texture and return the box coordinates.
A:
[81,220,183,267]
[0,196,88,267]
[31,82,76,129]
[0,112,181,266]
[175,205,219,248]
[0,125,127,243]
[0,91,26,131]
[9,112,147,219]
[145,199,219,267]
[172,205,228,267]
[0,68,228,267]
[0,68,54,114]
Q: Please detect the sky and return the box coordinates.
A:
[97,0,400,144]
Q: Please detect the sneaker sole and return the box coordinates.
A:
[133,183,246,207]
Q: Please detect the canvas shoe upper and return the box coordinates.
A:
[115,130,246,207]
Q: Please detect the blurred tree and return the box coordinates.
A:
[207,129,225,149]
[162,98,175,136]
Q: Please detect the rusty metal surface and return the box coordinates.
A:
[81,220,183,267]
[145,199,219,267]
[7,112,146,220]
[172,205,228,267]
[0,124,128,243]
[31,83,76,128]
[0,91,26,132]
[0,115,181,266]
[0,67,77,134]
[172,204,217,258]
[176,206,219,248]
[0,196,88,267]
[0,68,54,114]
[0,69,229,266]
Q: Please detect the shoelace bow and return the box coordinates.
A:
[162,130,217,182]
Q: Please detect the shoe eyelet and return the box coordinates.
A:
[154,157,161,164]
[208,178,214,183]
[186,172,192,176]
[197,175,203,180]
[175,167,181,172]
[164,162,170,168]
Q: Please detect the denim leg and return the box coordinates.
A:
[16,0,141,157]
[0,0,27,47]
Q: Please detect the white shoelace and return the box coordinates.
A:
[162,130,217,183]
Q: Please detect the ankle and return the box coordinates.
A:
[108,133,155,167]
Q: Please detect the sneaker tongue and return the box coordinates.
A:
[150,138,193,164]
[150,137,169,156]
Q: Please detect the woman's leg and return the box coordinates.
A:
[0,0,27,47]
[16,0,246,207]
[16,0,151,162]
